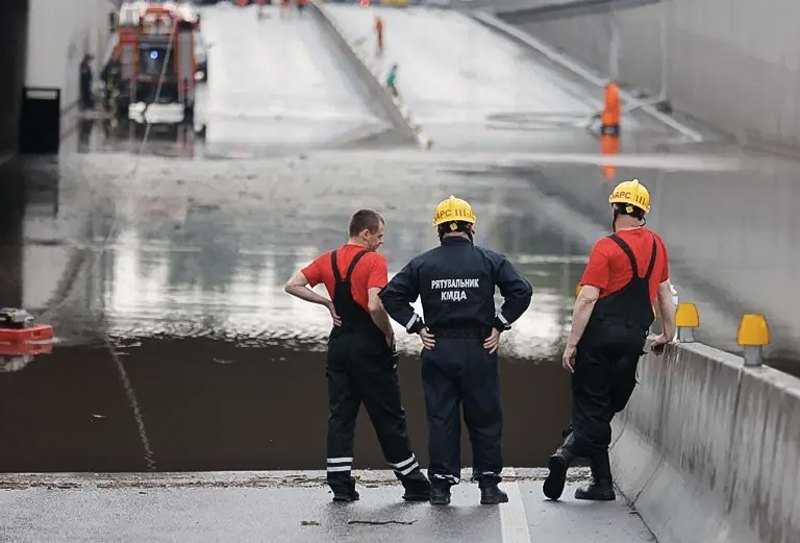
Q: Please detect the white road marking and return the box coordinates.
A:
[501,468,532,543]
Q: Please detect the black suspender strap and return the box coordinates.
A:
[607,234,659,279]
[345,250,369,281]
[331,249,369,284]
[608,234,639,277]
[644,238,658,279]
[331,251,342,283]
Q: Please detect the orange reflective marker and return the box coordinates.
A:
[600,134,619,181]
[601,82,621,136]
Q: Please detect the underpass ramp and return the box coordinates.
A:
[198,3,391,151]
[325,5,606,151]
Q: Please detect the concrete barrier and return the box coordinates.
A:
[611,342,800,543]
[309,1,420,146]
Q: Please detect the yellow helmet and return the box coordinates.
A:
[608,178,651,214]
[433,195,477,227]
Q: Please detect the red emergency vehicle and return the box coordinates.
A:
[107,2,202,121]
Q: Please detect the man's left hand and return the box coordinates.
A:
[562,344,577,373]
[483,328,501,354]
[650,333,671,354]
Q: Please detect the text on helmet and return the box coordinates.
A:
[435,207,473,222]
[612,190,648,205]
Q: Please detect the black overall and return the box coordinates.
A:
[570,234,658,455]
[325,250,419,489]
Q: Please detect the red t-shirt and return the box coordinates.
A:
[581,228,669,302]
[301,244,388,312]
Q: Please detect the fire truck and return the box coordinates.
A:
[106,1,203,123]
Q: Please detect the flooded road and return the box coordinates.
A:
[0,339,568,472]
[3,141,798,472]
[2,3,799,473]
[0,150,584,471]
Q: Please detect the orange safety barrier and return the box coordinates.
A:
[0,324,54,345]
[601,81,620,136]
[0,340,54,357]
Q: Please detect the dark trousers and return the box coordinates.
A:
[421,338,502,485]
[571,321,646,455]
[326,330,417,485]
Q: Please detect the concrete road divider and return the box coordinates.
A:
[611,341,800,543]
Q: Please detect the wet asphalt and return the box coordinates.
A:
[0,470,655,543]
[1,3,799,476]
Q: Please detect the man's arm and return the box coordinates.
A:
[651,279,676,351]
[562,285,600,372]
[284,270,341,327]
[379,261,436,349]
[494,258,533,327]
[484,257,533,353]
[379,262,423,333]
[368,288,394,348]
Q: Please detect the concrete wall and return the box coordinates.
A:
[0,0,29,155]
[610,342,800,543]
[498,0,800,151]
[25,0,116,139]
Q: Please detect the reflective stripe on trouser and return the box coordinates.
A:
[327,329,417,483]
[421,338,503,485]
[571,321,646,455]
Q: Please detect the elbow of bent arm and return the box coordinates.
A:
[523,282,533,303]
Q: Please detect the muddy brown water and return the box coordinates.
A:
[0,339,569,472]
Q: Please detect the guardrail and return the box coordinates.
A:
[610,307,799,543]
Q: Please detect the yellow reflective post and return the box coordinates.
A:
[675,302,700,342]
[737,314,770,367]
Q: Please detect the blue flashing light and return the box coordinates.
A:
[149,50,160,60]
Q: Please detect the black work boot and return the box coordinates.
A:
[575,450,616,501]
[429,482,451,506]
[543,433,578,501]
[330,477,360,502]
[479,476,508,505]
[401,469,431,502]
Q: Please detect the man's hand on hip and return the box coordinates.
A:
[419,328,436,350]
[483,327,501,354]
[327,302,342,327]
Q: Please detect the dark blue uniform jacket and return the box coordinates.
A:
[380,237,532,332]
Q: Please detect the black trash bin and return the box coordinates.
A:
[19,87,60,154]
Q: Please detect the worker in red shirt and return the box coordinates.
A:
[284,209,430,503]
[375,16,384,54]
[543,179,675,502]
